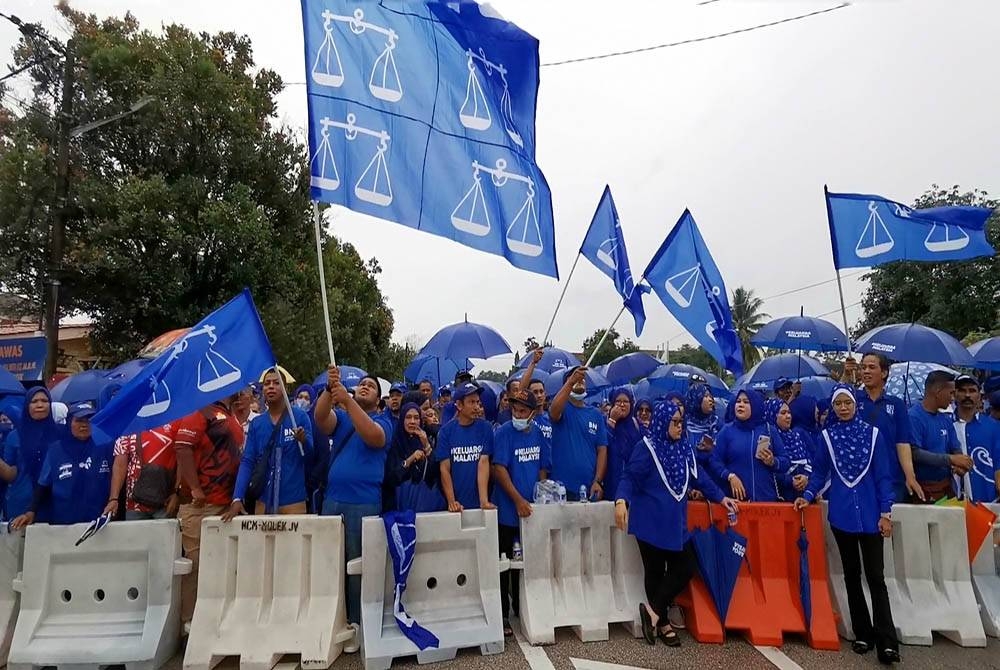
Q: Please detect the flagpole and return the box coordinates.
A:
[312,201,338,366]
[824,185,854,358]
[585,303,628,368]
[276,366,305,457]
[542,252,582,346]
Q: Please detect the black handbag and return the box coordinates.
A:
[131,436,173,509]
[246,415,285,503]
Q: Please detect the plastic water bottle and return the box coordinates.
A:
[579,485,589,503]
[557,483,567,504]
[512,539,523,562]
[727,508,738,527]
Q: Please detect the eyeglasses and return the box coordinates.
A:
[637,407,651,414]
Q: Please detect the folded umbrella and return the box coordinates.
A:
[797,510,812,627]
[690,502,746,623]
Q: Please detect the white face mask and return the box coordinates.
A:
[570,391,587,402]
[294,398,311,410]
[512,417,530,431]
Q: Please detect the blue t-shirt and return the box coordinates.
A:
[434,418,494,510]
[909,405,960,483]
[38,438,113,525]
[855,389,911,487]
[533,412,553,442]
[326,409,394,506]
[550,403,608,495]
[491,422,551,527]
[235,407,314,508]
[956,414,1000,503]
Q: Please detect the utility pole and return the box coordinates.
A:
[44,38,74,382]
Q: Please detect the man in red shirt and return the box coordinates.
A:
[105,423,179,520]
[174,397,244,626]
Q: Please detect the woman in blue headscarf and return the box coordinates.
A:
[605,387,645,501]
[383,402,445,513]
[0,387,61,520]
[789,395,820,441]
[635,399,653,431]
[816,398,832,429]
[794,384,898,664]
[764,398,814,501]
[615,401,738,647]
[709,389,789,502]
[685,383,720,473]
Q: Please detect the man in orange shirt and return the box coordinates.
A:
[174,396,244,627]
[105,423,179,520]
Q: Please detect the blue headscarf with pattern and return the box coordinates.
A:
[648,401,691,498]
[822,383,876,486]
[685,382,718,438]
[765,397,812,475]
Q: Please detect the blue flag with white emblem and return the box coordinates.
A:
[301,1,557,278]
[384,510,439,650]
[579,186,649,336]
[90,290,275,443]
[643,210,744,376]
[825,188,995,269]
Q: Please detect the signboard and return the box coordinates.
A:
[0,336,47,381]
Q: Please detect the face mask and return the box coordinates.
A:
[512,417,530,431]
[294,398,311,410]
[570,391,587,402]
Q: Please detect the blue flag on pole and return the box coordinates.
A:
[383,510,439,650]
[825,188,995,269]
[301,1,557,278]
[90,289,275,443]
[579,186,649,337]
[643,210,744,376]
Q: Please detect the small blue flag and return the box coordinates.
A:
[301,1,557,278]
[825,188,995,269]
[579,186,649,337]
[383,510,439,651]
[643,210,744,376]
[90,289,275,443]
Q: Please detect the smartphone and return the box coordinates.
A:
[756,435,771,458]
[699,434,714,451]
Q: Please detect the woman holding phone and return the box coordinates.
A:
[709,389,789,502]
[384,402,445,513]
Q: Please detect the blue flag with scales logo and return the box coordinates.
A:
[643,210,744,376]
[825,188,995,269]
[90,290,276,443]
[579,186,649,337]
[301,0,557,278]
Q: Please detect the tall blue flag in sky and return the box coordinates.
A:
[643,210,744,376]
[91,290,275,443]
[825,188,995,269]
[301,1,557,278]
[579,186,649,337]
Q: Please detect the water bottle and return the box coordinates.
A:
[557,483,567,504]
[512,539,523,562]
[727,507,738,527]
[579,485,588,503]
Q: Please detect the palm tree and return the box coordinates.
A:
[730,286,769,369]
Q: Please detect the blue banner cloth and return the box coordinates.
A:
[383,509,440,650]
[302,1,557,278]
[91,289,275,443]
[643,210,744,375]
[579,186,649,336]
[825,188,995,269]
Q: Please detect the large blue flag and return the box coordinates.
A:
[643,210,744,376]
[825,188,995,269]
[579,186,649,337]
[301,1,557,278]
[91,290,275,443]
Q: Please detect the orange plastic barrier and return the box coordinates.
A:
[677,502,839,650]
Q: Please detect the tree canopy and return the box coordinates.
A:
[581,327,639,368]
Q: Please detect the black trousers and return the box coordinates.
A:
[636,538,696,620]
[498,523,520,621]
[831,527,898,650]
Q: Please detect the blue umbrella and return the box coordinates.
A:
[602,352,662,384]
[797,511,812,627]
[796,375,836,401]
[543,367,611,397]
[0,367,25,396]
[690,504,746,623]
[886,361,958,406]
[752,314,849,352]
[477,382,500,423]
[106,358,152,385]
[969,337,1000,372]
[508,368,548,389]
[50,369,111,405]
[418,318,511,362]
[403,356,469,389]
[312,365,367,389]
[647,364,730,398]
[516,348,581,375]
[854,323,974,367]
[739,353,830,385]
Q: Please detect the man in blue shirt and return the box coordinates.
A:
[440,370,475,426]
[909,370,971,502]
[953,375,1000,502]
[384,383,407,422]
[550,367,608,501]
[436,383,493,512]
[856,353,923,502]
[314,367,393,628]
[492,391,551,633]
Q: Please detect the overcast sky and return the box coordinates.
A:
[3,1,997,370]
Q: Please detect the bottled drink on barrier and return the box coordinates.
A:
[557,483,567,504]
[579,485,588,503]
[512,539,523,561]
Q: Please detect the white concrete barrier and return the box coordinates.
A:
[349,510,504,670]
[9,519,189,670]
[519,502,641,644]
[824,503,986,647]
[0,530,24,667]
[184,515,354,670]
[971,503,1000,637]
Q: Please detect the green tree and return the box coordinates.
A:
[476,370,507,383]
[581,328,639,368]
[0,7,394,378]
[668,344,719,374]
[855,185,999,340]
[731,286,769,369]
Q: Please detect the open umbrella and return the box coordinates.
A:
[313,365,367,389]
[690,502,746,623]
[885,361,958,406]
[418,318,511,362]
[515,348,581,375]
[739,353,830,385]
[50,369,111,405]
[968,337,1000,372]
[854,323,974,367]
[0,367,26,396]
[796,375,837,401]
[543,366,611,397]
[647,364,730,398]
[602,352,662,384]
[752,313,849,352]
[403,355,469,389]
[137,328,190,359]
[797,510,812,627]
[106,358,152,385]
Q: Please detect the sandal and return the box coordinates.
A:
[851,640,872,655]
[657,624,681,647]
[639,604,656,645]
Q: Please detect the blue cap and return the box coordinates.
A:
[773,377,793,391]
[67,400,98,419]
[955,374,979,388]
[452,382,483,402]
[389,383,407,394]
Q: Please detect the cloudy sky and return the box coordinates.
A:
[3,1,997,370]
